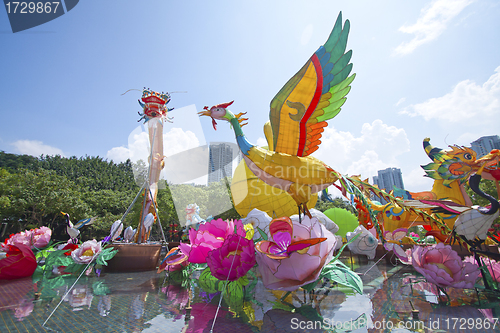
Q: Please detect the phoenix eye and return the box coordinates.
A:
[464,153,472,160]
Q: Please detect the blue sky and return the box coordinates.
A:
[1,0,499,193]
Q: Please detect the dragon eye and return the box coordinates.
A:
[463,153,472,160]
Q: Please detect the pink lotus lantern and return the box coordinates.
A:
[255,216,336,291]
[31,226,51,249]
[179,218,246,264]
[1,226,51,251]
[206,234,256,281]
[71,239,102,264]
[411,243,480,289]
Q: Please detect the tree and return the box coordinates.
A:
[0,152,248,242]
[0,168,90,238]
[315,193,355,214]
[0,151,39,173]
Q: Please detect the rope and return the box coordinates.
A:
[120,181,147,222]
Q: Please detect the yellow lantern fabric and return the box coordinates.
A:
[231,157,317,218]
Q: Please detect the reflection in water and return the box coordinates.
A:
[0,277,34,322]
[0,261,499,332]
[14,298,34,321]
[130,294,145,320]
[97,295,111,317]
[63,284,93,310]
[128,293,147,333]
[158,284,189,321]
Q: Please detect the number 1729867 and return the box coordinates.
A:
[5,2,61,14]
[441,317,498,330]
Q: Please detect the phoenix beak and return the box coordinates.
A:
[198,110,212,117]
[198,110,217,130]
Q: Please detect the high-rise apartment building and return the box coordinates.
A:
[471,135,500,158]
[373,167,404,192]
[373,167,405,204]
[208,143,234,183]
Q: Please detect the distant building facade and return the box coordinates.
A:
[373,167,404,203]
[208,143,234,183]
[471,135,500,158]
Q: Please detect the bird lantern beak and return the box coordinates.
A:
[198,109,217,130]
[197,109,212,117]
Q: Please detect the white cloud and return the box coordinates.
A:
[163,128,200,157]
[107,129,148,164]
[256,136,268,147]
[106,126,200,163]
[403,167,435,192]
[400,66,500,130]
[106,146,130,164]
[314,119,410,181]
[11,140,65,157]
[394,0,476,55]
[395,97,406,106]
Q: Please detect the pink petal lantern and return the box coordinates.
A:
[411,243,480,289]
[255,216,336,291]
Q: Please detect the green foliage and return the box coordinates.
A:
[408,225,428,243]
[0,168,91,231]
[237,274,249,286]
[271,300,295,312]
[198,266,251,312]
[315,195,355,214]
[302,233,361,292]
[0,152,242,241]
[0,151,39,173]
[39,275,74,292]
[256,227,268,241]
[64,262,85,274]
[320,259,363,295]
[96,247,119,266]
[37,155,137,192]
[92,281,110,295]
[465,178,498,206]
[296,305,323,324]
[225,279,244,311]
[198,267,222,293]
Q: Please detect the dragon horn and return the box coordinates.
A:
[423,138,445,162]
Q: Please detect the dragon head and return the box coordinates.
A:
[137,88,173,123]
[422,138,500,187]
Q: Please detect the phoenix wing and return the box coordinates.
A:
[269,12,355,157]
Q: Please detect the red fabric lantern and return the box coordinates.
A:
[0,244,37,280]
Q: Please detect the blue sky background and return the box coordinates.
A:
[1,0,499,193]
